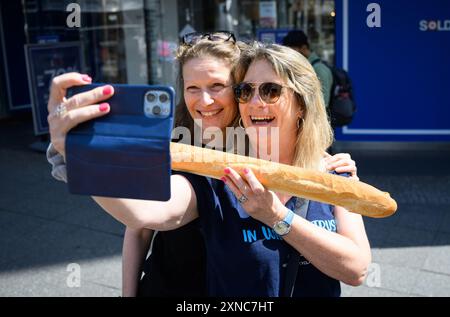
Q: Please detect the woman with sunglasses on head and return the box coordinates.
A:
[46,32,241,297]
[46,34,362,296]
[129,32,242,297]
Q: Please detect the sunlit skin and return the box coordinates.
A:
[239,59,301,164]
[44,56,364,296]
[183,57,237,137]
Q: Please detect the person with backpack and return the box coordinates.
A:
[282,30,356,128]
[282,30,333,107]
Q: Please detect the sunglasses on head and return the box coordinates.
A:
[233,82,290,104]
[182,31,236,46]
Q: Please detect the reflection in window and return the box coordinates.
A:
[23,0,148,84]
[233,0,335,64]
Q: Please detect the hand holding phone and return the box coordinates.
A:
[65,84,174,201]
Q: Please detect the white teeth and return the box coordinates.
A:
[250,116,275,121]
[200,110,221,117]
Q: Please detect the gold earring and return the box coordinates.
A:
[297,117,305,129]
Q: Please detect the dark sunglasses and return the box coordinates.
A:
[182,31,236,46]
[233,82,289,104]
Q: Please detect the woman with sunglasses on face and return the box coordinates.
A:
[46,34,361,297]
[222,42,371,296]
[129,41,370,297]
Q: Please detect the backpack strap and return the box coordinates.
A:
[283,198,310,297]
[311,58,322,66]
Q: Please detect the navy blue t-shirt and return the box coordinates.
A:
[178,172,341,297]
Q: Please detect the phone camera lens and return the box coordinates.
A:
[159,93,169,103]
[152,106,162,115]
[147,93,156,103]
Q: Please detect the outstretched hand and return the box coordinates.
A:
[47,72,113,157]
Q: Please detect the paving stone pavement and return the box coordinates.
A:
[1,117,450,297]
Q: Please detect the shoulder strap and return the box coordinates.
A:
[311,58,322,66]
[295,198,309,218]
[283,198,309,297]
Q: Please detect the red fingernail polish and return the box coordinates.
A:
[81,75,92,82]
[99,103,109,112]
[103,86,112,95]
[243,168,249,174]
[224,168,230,174]
[220,177,227,183]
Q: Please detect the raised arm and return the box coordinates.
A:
[46,73,199,230]
[92,174,199,230]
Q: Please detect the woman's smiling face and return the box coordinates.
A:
[238,59,300,152]
[183,56,237,132]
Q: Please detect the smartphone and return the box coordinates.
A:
[65,83,174,201]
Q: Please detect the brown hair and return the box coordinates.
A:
[173,40,244,144]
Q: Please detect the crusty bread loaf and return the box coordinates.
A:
[170,142,397,218]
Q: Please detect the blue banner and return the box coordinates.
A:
[25,42,83,135]
[335,0,450,141]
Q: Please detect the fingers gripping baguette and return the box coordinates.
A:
[170,142,397,218]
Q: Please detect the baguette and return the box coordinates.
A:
[170,142,397,218]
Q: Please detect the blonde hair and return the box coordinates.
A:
[234,42,334,171]
[174,40,243,139]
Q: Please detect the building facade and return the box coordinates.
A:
[0,0,335,118]
[4,0,445,143]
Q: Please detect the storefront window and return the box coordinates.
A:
[289,0,335,64]
[235,0,335,64]
[145,0,179,87]
[23,0,148,84]
[19,0,336,87]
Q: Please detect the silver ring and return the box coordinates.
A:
[238,194,248,204]
[55,103,67,118]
